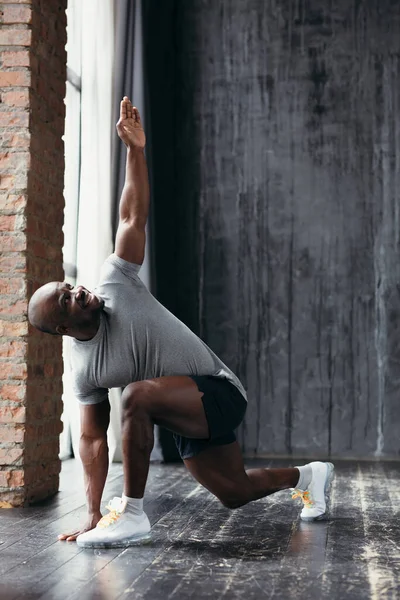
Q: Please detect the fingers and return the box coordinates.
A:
[133,107,142,125]
[120,96,142,124]
[120,98,127,120]
[126,97,133,119]
[121,96,133,120]
[58,531,80,542]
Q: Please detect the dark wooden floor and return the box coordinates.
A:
[0,459,399,599]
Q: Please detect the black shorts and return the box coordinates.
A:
[173,375,247,460]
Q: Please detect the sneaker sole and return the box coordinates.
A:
[300,462,335,522]
[76,532,152,549]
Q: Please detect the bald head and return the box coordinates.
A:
[28,281,104,340]
[28,282,60,334]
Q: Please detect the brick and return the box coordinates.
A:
[1,89,30,107]
[1,50,30,67]
[13,213,26,230]
[0,341,28,362]
[0,424,24,443]
[0,297,26,315]
[0,153,11,170]
[0,469,24,487]
[0,490,25,507]
[0,233,27,251]
[0,214,15,231]
[0,5,32,24]
[0,320,27,338]
[10,469,24,486]
[0,174,14,189]
[0,277,25,294]
[0,70,30,87]
[13,168,28,189]
[0,28,31,46]
[0,111,29,127]
[0,405,25,422]
[0,193,26,211]
[0,447,23,465]
[0,151,30,172]
[0,381,27,403]
[0,253,26,272]
[0,131,31,149]
[0,361,27,380]
[0,382,27,400]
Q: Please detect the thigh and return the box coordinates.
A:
[172,376,247,459]
[184,441,253,503]
[128,376,209,438]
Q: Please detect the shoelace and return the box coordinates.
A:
[291,489,314,508]
[97,500,124,529]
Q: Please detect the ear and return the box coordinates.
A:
[56,325,68,335]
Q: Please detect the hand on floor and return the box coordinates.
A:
[58,511,102,542]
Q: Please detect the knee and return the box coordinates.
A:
[220,496,248,509]
[218,486,249,509]
[220,497,244,509]
[121,381,152,418]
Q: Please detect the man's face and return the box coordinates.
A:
[42,282,104,333]
[57,283,104,318]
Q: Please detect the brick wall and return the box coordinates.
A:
[0,0,67,506]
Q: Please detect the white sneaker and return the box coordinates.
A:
[291,462,334,522]
[76,497,151,548]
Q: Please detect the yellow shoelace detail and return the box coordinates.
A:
[291,489,314,508]
[97,505,122,529]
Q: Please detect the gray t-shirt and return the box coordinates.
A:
[71,254,247,405]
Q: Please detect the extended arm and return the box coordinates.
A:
[115,96,149,265]
[58,399,110,542]
[79,400,110,516]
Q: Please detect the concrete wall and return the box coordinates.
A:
[147,0,400,458]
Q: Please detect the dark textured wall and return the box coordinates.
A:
[146,1,400,458]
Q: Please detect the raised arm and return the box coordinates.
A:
[58,399,110,542]
[115,96,149,265]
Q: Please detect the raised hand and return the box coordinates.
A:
[116,96,145,149]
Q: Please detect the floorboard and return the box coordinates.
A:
[0,459,399,599]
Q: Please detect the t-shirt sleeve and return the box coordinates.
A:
[103,253,142,282]
[74,387,109,406]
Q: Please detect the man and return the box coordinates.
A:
[28,97,334,549]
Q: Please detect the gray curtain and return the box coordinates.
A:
[112,0,135,239]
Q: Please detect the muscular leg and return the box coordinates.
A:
[121,375,299,506]
[184,442,299,508]
[121,376,210,498]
